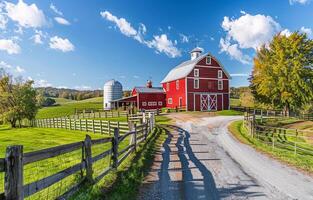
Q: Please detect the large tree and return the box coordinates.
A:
[0,71,38,127]
[250,32,313,115]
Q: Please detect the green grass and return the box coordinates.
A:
[69,126,167,200]
[228,120,313,173]
[53,97,76,105]
[216,109,243,116]
[37,97,103,119]
[230,98,240,107]
[155,114,172,125]
[257,117,302,127]
[0,127,105,157]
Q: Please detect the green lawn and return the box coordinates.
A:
[216,109,243,116]
[0,127,105,157]
[230,98,240,107]
[228,120,313,173]
[37,97,104,119]
[53,97,76,105]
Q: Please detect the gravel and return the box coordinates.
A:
[137,114,313,200]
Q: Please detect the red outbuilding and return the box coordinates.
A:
[161,47,231,111]
[111,80,166,110]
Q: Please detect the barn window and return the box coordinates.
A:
[166,82,170,91]
[142,102,147,106]
[218,80,223,90]
[206,56,212,65]
[218,70,223,78]
[158,101,162,106]
[194,69,199,77]
[176,80,179,90]
[194,79,199,89]
[168,98,172,104]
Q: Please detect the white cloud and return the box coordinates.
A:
[230,73,249,77]
[15,66,25,73]
[75,85,92,90]
[180,34,189,43]
[146,34,181,58]
[0,60,12,69]
[0,39,21,54]
[219,38,251,64]
[50,3,63,16]
[35,79,52,87]
[289,0,311,5]
[100,10,181,58]
[54,17,70,25]
[32,30,44,44]
[57,86,68,89]
[280,29,292,37]
[133,75,139,79]
[49,36,74,52]
[300,26,312,37]
[0,13,8,30]
[5,0,46,28]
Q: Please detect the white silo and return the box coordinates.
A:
[103,80,123,110]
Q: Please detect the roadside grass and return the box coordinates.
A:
[230,98,240,107]
[0,127,105,156]
[228,120,313,174]
[70,126,167,200]
[37,97,103,119]
[155,114,172,125]
[216,109,243,116]
[257,117,302,127]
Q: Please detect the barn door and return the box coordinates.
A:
[208,95,217,111]
[200,95,208,111]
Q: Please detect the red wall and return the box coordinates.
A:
[138,93,166,110]
[162,78,186,108]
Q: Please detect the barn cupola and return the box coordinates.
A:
[190,47,203,60]
[146,80,152,88]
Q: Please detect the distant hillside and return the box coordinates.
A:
[35,87,103,101]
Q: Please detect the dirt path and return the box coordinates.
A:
[137,113,313,200]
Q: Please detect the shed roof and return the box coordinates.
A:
[160,52,231,83]
[134,87,165,94]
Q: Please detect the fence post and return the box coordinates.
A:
[92,120,95,133]
[294,142,297,155]
[144,122,148,140]
[272,130,275,150]
[100,120,103,134]
[5,145,24,200]
[80,119,82,131]
[84,135,93,183]
[112,128,119,168]
[108,121,111,135]
[134,124,137,152]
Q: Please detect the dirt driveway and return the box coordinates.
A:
[137,113,313,200]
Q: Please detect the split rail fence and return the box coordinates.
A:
[0,114,156,200]
[243,112,313,157]
[71,109,128,120]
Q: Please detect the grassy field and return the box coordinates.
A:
[216,109,243,116]
[0,127,105,157]
[228,120,313,173]
[37,97,103,119]
[230,98,240,107]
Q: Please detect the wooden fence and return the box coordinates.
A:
[243,112,313,157]
[33,118,130,134]
[0,118,156,200]
[71,109,128,119]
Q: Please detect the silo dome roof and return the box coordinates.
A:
[104,79,122,87]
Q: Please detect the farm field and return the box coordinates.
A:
[230,98,240,107]
[37,97,104,119]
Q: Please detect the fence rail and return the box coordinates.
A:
[243,112,313,157]
[0,113,156,200]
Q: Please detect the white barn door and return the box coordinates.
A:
[201,94,217,111]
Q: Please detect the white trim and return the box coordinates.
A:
[218,80,223,90]
[187,77,228,81]
[188,92,229,95]
[194,78,199,89]
[166,82,170,91]
[218,70,223,78]
[194,69,199,77]
[206,56,212,65]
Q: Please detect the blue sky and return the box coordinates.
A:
[0,0,312,90]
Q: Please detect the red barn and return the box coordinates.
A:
[161,47,231,111]
[111,81,166,110]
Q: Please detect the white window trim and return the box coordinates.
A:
[142,102,147,106]
[176,80,179,90]
[206,56,212,65]
[194,79,199,89]
[158,101,162,106]
[218,70,223,78]
[194,69,199,77]
[168,98,173,104]
[218,80,223,90]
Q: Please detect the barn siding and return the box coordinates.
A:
[162,78,186,108]
[138,93,166,110]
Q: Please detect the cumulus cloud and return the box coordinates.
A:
[15,66,25,73]
[100,10,181,58]
[50,3,63,16]
[49,36,74,52]
[179,34,189,43]
[35,79,52,87]
[54,17,70,25]
[289,0,311,5]
[220,12,282,64]
[0,13,8,30]
[31,30,44,44]
[0,60,12,69]
[5,0,46,28]
[0,39,21,54]
[280,29,292,37]
[300,26,312,37]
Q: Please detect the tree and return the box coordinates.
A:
[250,32,313,116]
[240,90,255,107]
[0,71,38,127]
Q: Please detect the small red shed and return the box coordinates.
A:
[161,47,231,111]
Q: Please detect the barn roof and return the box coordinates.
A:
[160,52,231,83]
[134,87,165,93]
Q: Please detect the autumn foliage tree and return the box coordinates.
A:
[250,32,313,115]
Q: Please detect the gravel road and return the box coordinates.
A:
[137,113,313,200]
